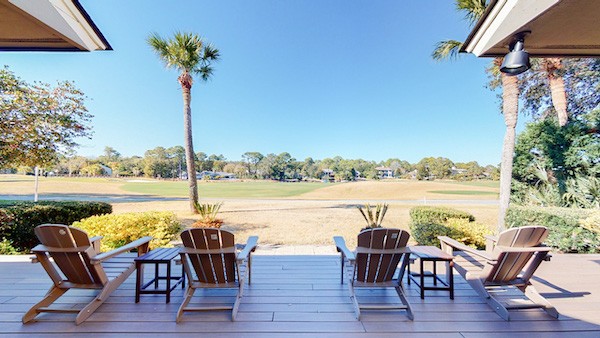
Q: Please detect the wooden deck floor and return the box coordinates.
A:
[0,252,599,337]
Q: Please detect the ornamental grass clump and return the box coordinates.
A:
[192,202,224,228]
[357,203,388,228]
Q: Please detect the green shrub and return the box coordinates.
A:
[410,222,454,247]
[73,211,182,252]
[0,238,18,255]
[409,206,490,248]
[506,206,599,253]
[409,206,475,225]
[0,201,112,252]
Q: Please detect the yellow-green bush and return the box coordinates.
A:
[445,218,492,249]
[73,211,181,252]
[580,211,600,234]
[409,206,491,249]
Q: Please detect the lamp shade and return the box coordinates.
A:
[500,39,531,76]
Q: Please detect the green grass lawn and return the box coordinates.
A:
[121,180,330,198]
[428,190,498,196]
[445,180,500,188]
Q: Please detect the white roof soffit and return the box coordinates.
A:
[8,0,110,51]
[464,0,559,57]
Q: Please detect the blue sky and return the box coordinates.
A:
[4,0,529,166]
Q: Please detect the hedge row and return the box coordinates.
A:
[409,206,491,249]
[0,201,112,252]
[506,206,599,253]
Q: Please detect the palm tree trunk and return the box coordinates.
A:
[546,58,568,126]
[497,71,519,233]
[182,83,199,214]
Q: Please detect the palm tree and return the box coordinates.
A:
[148,32,220,213]
[432,0,520,232]
[542,58,569,126]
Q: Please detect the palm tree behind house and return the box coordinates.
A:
[148,32,220,213]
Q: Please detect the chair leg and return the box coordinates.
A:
[525,285,559,319]
[465,274,510,320]
[232,282,245,321]
[176,287,196,323]
[348,282,360,320]
[75,279,118,325]
[485,292,510,320]
[22,286,66,324]
[394,285,414,320]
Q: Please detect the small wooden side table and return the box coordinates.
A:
[135,248,185,303]
[407,245,454,299]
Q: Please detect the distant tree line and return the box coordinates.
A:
[2,146,499,182]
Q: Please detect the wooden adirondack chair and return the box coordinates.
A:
[439,226,559,320]
[177,228,258,322]
[23,224,152,325]
[334,228,413,320]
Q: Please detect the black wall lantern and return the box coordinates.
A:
[500,31,531,76]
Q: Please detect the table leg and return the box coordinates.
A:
[135,262,142,303]
[166,262,171,303]
[181,261,185,289]
[154,263,159,288]
[406,256,411,285]
[419,258,425,299]
[448,261,454,300]
[433,260,438,286]
[340,254,344,284]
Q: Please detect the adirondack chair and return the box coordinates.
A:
[439,226,559,320]
[177,228,258,322]
[23,224,152,325]
[334,228,413,320]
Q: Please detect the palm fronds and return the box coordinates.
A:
[193,201,223,222]
[147,32,220,83]
[357,203,389,228]
[431,40,463,61]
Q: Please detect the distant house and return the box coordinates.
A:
[451,166,468,175]
[197,171,236,180]
[99,164,113,176]
[322,169,335,182]
[375,166,394,179]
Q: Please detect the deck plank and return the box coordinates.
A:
[0,253,598,335]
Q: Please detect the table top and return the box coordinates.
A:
[408,245,453,261]
[135,247,180,262]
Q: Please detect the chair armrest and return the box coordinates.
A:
[493,245,552,254]
[90,236,103,254]
[90,236,103,243]
[237,236,258,262]
[90,236,152,264]
[333,236,355,261]
[484,235,498,243]
[438,236,493,260]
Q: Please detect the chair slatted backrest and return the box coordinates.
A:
[181,228,236,284]
[35,224,106,285]
[355,228,410,283]
[485,226,548,283]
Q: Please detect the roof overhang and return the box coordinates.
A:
[462,0,600,57]
[0,0,111,52]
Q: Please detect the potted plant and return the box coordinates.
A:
[357,203,388,230]
[191,202,224,228]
